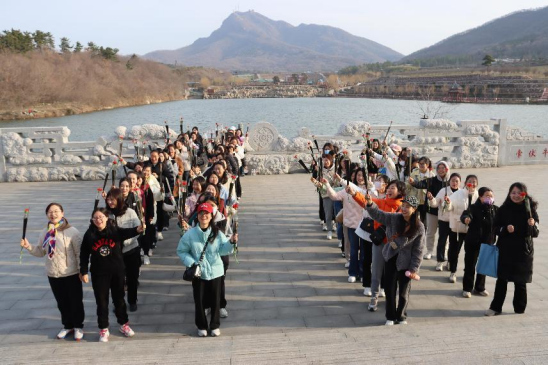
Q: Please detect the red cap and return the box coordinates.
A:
[197,203,214,214]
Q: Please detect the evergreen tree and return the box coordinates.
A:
[32,30,54,51]
[73,41,83,53]
[86,41,99,55]
[59,37,73,53]
[482,54,495,66]
[0,29,34,53]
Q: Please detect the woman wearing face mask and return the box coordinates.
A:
[428,173,461,271]
[407,157,435,226]
[445,175,479,283]
[80,208,143,342]
[363,194,426,325]
[486,183,539,316]
[177,203,238,337]
[352,180,404,312]
[106,188,142,311]
[460,187,498,298]
[20,203,85,341]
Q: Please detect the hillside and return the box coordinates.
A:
[403,6,548,64]
[144,11,403,72]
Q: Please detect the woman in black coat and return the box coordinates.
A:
[461,187,498,298]
[485,182,539,316]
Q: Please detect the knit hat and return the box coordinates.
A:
[435,161,451,176]
[403,196,419,208]
[390,144,402,152]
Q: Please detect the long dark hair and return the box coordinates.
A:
[387,180,406,199]
[106,188,128,217]
[89,207,115,232]
[196,193,220,243]
[402,207,421,238]
[503,182,539,212]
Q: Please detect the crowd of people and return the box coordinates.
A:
[309,139,540,326]
[20,125,247,341]
[17,126,541,340]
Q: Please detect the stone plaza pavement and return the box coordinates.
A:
[0,166,547,364]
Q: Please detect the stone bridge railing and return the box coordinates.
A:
[0,119,546,182]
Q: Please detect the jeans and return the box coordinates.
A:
[333,201,343,241]
[448,231,466,273]
[436,220,450,262]
[462,239,486,292]
[425,213,439,255]
[490,279,527,313]
[48,274,85,329]
[347,228,365,278]
[384,254,412,322]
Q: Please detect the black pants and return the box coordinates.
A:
[220,255,229,309]
[48,274,85,329]
[384,254,412,322]
[91,272,128,329]
[436,220,451,262]
[418,204,427,229]
[462,239,486,292]
[318,194,325,222]
[192,277,222,331]
[362,240,373,288]
[156,201,167,231]
[139,224,155,255]
[124,248,142,305]
[490,279,527,313]
[235,177,242,198]
[448,231,466,273]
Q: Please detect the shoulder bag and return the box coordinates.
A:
[183,241,209,282]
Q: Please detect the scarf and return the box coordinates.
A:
[43,219,64,259]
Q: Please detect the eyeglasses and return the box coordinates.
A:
[92,217,106,222]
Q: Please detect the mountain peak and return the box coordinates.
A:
[144,12,402,72]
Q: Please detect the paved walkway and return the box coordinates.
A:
[0,166,547,363]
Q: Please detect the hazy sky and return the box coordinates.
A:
[2,0,547,56]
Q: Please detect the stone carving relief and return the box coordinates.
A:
[248,122,279,151]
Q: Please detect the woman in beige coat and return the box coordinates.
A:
[20,203,84,341]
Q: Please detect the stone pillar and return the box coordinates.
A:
[496,118,508,167]
[0,130,6,182]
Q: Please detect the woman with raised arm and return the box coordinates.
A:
[362,193,426,326]
[177,203,238,337]
[20,203,84,341]
[80,208,143,342]
[485,182,539,316]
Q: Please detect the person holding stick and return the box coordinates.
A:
[80,208,144,342]
[485,183,539,316]
[362,193,425,326]
[177,203,238,337]
[20,203,85,341]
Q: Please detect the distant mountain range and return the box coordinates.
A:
[144,11,403,72]
[403,6,548,63]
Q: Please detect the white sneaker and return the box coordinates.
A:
[157,232,164,241]
[197,329,207,337]
[435,262,444,271]
[327,232,332,240]
[99,329,110,343]
[322,224,328,231]
[463,291,472,298]
[220,308,228,318]
[320,220,325,226]
[56,328,73,339]
[348,276,356,283]
[332,226,337,232]
[398,320,408,325]
[344,261,350,268]
[379,289,386,298]
[474,289,489,297]
[143,255,150,265]
[74,328,84,341]
[338,241,342,248]
[423,253,432,260]
[211,328,221,337]
[341,252,346,258]
[363,287,372,297]
[119,322,135,337]
[385,320,394,326]
[449,273,457,283]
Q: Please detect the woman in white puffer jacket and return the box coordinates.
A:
[445,175,479,283]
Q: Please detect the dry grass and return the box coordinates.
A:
[0,51,188,110]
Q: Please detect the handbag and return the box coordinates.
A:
[360,217,375,234]
[183,241,209,282]
[162,182,177,212]
[476,243,499,278]
[370,225,386,246]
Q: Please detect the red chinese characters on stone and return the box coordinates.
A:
[529,149,536,158]
[543,148,548,157]
[516,149,523,159]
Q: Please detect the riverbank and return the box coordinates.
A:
[0,97,187,121]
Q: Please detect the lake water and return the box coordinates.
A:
[1,98,547,141]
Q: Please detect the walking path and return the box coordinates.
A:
[0,166,547,363]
